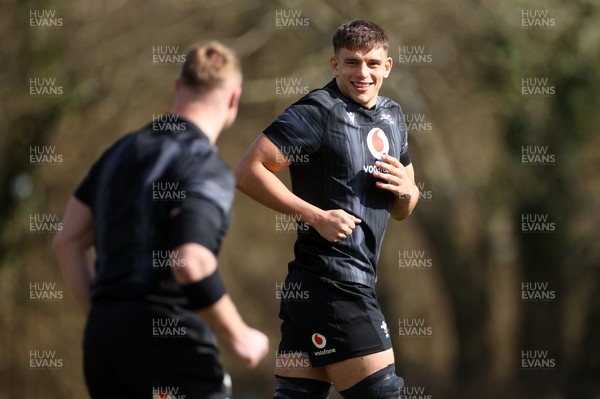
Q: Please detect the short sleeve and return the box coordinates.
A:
[168,150,235,254]
[263,98,329,158]
[74,154,106,208]
[397,108,411,166]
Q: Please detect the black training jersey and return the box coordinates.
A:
[263,79,410,287]
[75,116,234,349]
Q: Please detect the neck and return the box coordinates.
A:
[170,97,226,145]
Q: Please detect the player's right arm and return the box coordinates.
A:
[235,133,360,243]
[169,243,268,369]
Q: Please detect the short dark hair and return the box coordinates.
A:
[332,19,389,55]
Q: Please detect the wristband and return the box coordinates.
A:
[180,269,226,310]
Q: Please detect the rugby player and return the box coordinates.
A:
[236,20,419,398]
[53,41,269,399]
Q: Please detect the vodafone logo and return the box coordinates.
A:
[366,128,390,160]
[311,333,327,349]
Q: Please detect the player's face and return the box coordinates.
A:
[330,47,392,109]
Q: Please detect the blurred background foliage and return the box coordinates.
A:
[1,0,599,397]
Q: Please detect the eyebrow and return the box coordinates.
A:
[343,56,383,63]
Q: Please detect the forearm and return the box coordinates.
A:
[171,245,245,341]
[197,294,247,344]
[236,162,323,225]
[391,183,419,220]
[54,244,94,314]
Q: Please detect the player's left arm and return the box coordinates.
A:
[53,196,95,314]
[373,153,419,220]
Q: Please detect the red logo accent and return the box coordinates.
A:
[366,128,390,160]
[311,333,327,349]
[372,130,385,152]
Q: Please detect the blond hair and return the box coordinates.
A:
[180,41,241,91]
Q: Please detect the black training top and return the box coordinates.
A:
[75,116,234,353]
[263,79,410,287]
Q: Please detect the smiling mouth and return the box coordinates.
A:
[352,82,373,89]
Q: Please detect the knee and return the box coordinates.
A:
[274,376,334,399]
[339,364,404,399]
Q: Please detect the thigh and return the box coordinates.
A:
[324,348,395,392]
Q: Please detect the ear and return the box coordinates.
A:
[383,57,393,78]
[330,55,339,77]
[228,86,241,110]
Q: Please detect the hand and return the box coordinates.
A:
[229,325,270,369]
[373,153,415,200]
[311,209,361,243]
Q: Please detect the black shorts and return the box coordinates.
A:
[277,268,393,367]
[84,344,230,399]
